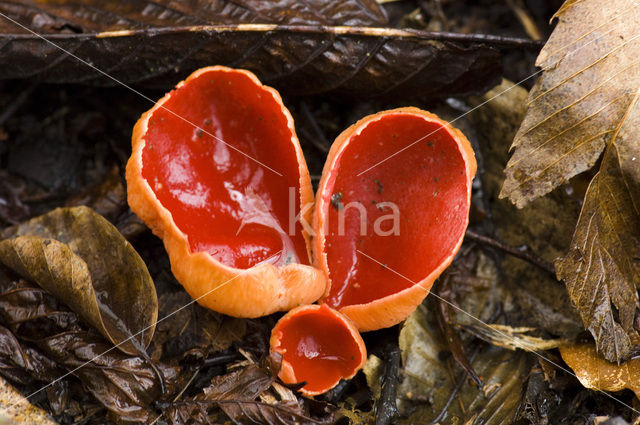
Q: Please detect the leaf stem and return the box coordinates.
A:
[465,229,556,277]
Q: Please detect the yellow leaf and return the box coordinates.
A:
[560,342,640,399]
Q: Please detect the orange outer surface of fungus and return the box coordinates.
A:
[126,66,326,318]
[313,107,477,331]
[270,304,366,396]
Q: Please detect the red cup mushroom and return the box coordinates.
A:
[126,66,326,318]
[270,304,366,396]
[271,107,475,394]
[313,107,476,331]
[126,66,476,395]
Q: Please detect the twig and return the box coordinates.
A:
[435,275,483,389]
[506,0,543,41]
[150,367,201,425]
[0,80,39,126]
[427,344,482,425]
[374,343,400,425]
[203,352,243,367]
[464,229,556,277]
[300,102,329,154]
[31,25,546,50]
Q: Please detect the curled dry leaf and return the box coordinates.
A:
[0,206,158,355]
[464,324,564,352]
[559,342,640,399]
[0,375,57,425]
[0,0,501,100]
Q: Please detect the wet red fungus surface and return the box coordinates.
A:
[314,108,476,331]
[270,304,366,395]
[127,66,326,318]
[141,70,308,269]
[322,114,469,307]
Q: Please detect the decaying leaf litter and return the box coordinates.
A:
[1,0,640,423]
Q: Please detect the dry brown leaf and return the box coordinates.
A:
[559,342,640,399]
[464,324,565,352]
[499,0,640,363]
[500,0,640,207]
[0,206,158,356]
[556,136,640,362]
[0,375,57,425]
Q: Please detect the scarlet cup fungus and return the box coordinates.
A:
[271,108,475,394]
[126,66,326,317]
[127,66,476,396]
[270,304,366,396]
[313,107,477,331]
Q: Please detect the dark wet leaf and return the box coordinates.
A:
[518,365,561,425]
[500,0,640,207]
[0,170,30,227]
[0,0,502,101]
[0,268,181,423]
[39,330,180,423]
[556,138,640,363]
[398,302,533,424]
[66,166,127,223]
[166,354,334,425]
[0,206,158,356]
[152,291,246,361]
[0,375,57,425]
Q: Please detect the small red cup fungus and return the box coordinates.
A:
[270,304,366,396]
[313,107,476,331]
[126,66,326,318]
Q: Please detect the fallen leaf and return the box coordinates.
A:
[0,375,57,425]
[559,342,640,399]
[468,79,584,340]
[152,291,246,361]
[398,303,533,425]
[66,166,127,223]
[0,0,502,100]
[556,133,640,362]
[500,0,640,207]
[0,268,181,423]
[166,355,334,425]
[463,324,564,352]
[363,354,383,399]
[0,206,158,356]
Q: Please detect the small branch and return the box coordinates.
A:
[0,80,39,126]
[465,229,556,277]
[426,344,482,425]
[435,276,483,389]
[48,24,546,51]
[375,343,400,425]
[300,102,329,154]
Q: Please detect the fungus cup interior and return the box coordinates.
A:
[141,69,308,269]
[271,304,365,395]
[319,112,471,309]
